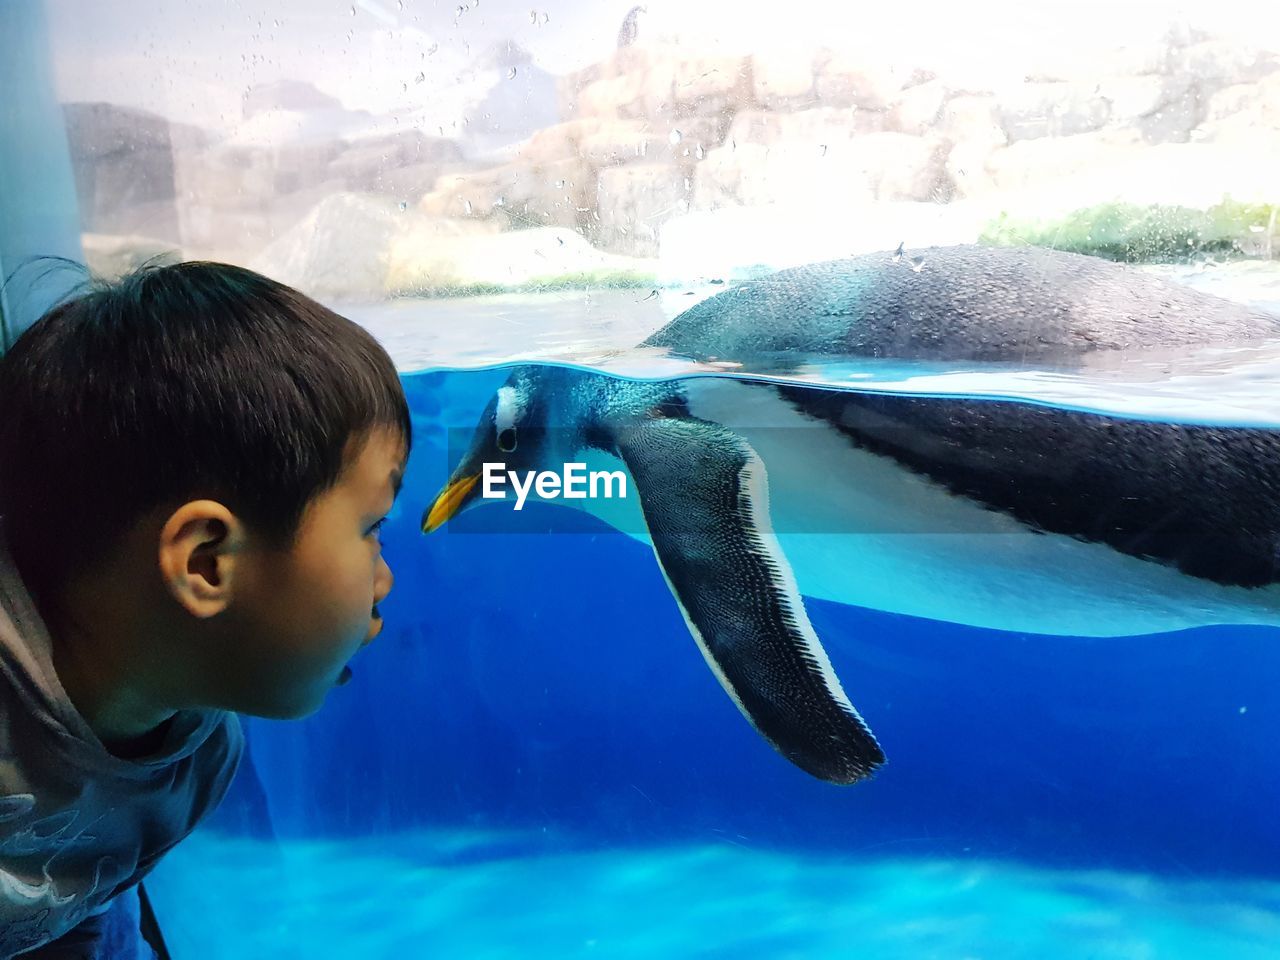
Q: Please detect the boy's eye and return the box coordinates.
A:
[367,517,388,538]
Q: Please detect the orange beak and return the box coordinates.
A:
[422,473,480,533]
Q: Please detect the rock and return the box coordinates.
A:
[1198,72,1280,140]
[813,53,917,110]
[172,143,331,257]
[1095,75,1173,127]
[242,80,343,119]
[519,119,607,164]
[327,131,465,194]
[939,95,1007,144]
[725,107,887,146]
[250,193,407,301]
[559,44,672,118]
[1204,82,1264,124]
[249,193,512,301]
[387,224,655,293]
[695,133,950,210]
[578,116,727,167]
[462,41,561,152]
[937,95,1008,198]
[986,130,1280,213]
[1172,40,1280,87]
[998,82,1111,142]
[62,102,207,243]
[228,106,377,148]
[657,201,988,283]
[578,121,658,167]
[572,53,679,122]
[567,48,752,124]
[593,164,693,256]
[1131,77,1202,144]
[81,233,182,281]
[985,129,1140,198]
[890,80,950,136]
[175,190,328,262]
[669,54,753,118]
[420,157,595,231]
[751,51,818,110]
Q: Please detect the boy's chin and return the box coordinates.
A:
[234,684,334,721]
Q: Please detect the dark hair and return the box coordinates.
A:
[0,261,411,601]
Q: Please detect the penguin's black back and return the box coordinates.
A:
[644,245,1280,367]
[773,383,1280,588]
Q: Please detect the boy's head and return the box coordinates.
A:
[0,261,411,725]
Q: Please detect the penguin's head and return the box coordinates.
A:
[422,367,560,532]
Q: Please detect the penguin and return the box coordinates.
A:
[422,244,1280,786]
[616,5,646,48]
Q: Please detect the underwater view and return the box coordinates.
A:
[141,256,1280,958]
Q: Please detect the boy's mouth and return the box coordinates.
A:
[339,606,386,686]
[364,605,384,646]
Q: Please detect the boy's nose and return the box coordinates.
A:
[372,556,394,609]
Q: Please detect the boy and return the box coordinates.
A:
[0,262,411,957]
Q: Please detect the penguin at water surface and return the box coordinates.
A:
[422,244,1280,785]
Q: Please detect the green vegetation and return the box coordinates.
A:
[980,199,1278,263]
[390,268,658,299]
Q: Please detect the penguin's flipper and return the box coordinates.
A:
[613,416,885,785]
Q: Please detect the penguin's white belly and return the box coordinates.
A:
[665,377,1280,637]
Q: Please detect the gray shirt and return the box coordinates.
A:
[0,539,242,958]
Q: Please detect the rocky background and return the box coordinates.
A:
[68,25,1280,301]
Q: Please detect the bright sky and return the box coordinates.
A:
[42,0,1280,135]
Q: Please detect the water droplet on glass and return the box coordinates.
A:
[397,0,404,8]
[668,129,682,145]
[398,200,408,211]
[819,143,828,156]
[350,4,356,15]
[695,143,705,159]
[427,42,438,55]
[530,9,538,22]
[541,12,550,24]
[495,195,506,206]
[507,67,518,80]
[555,179,566,188]
[402,82,408,92]
[455,4,464,15]
[464,199,473,214]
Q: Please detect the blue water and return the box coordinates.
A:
[144,358,1280,957]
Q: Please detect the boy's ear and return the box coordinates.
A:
[156,501,246,619]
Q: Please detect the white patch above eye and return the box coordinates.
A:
[495,386,518,433]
